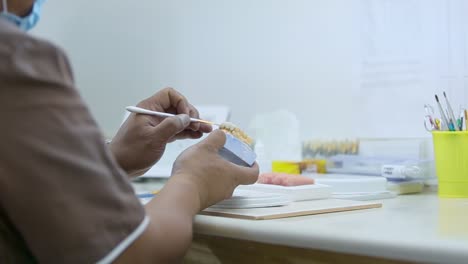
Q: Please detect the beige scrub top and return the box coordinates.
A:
[0,19,147,263]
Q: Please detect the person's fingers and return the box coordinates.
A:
[199,130,226,151]
[165,88,190,114]
[198,130,258,184]
[213,156,260,185]
[231,162,260,185]
[137,96,164,113]
[151,114,191,144]
[187,104,213,133]
[199,123,213,133]
[141,88,190,114]
[187,104,201,131]
[168,130,203,142]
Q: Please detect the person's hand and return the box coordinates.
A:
[109,88,212,177]
[169,130,259,210]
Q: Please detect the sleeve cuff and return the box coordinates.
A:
[97,215,150,264]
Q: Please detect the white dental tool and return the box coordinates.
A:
[125,106,219,126]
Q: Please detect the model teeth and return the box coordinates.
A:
[220,122,253,146]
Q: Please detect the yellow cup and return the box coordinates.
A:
[272,161,301,174]
[432,131,468,198]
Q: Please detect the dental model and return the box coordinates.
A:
[219,122,253,146]
[124,106,256,166]
[218,122,256,167]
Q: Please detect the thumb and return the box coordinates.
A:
[152,114,190,143]
[200,129,227,150]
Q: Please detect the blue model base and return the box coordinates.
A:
[219,133,256,167]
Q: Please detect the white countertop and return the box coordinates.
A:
[193,191,468,263]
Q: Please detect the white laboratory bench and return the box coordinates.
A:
[132,180,468,263]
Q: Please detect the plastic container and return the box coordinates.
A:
[311,174,388,193]
[432,131,468,198]
[380,162,435,181]
[326,154,435,179]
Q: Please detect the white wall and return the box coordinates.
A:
[33,0,468,139]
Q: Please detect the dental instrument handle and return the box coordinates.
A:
[126,106,219,126]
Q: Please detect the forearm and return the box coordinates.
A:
[149,177,202,220]
[115,177,201,263]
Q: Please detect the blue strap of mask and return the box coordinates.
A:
[1,0,46,31]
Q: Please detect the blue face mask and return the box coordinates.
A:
[1,0,46,31]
